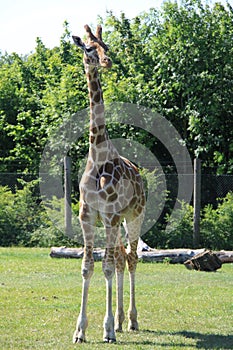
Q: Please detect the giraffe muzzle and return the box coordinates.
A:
[101,56,112,68]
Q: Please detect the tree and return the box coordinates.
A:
[0,23,87,174]
[102,0,233,173]
[1,2,232,175]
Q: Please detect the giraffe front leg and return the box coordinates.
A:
[73,203,96,343]
[103,278,116,343]
[73,278,90,343]
[102,248,116,343]
[73,246,94,343]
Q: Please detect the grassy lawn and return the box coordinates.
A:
[0,248,232,349]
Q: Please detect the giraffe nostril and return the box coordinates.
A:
[102,57,109,63]
[101,57,112,68]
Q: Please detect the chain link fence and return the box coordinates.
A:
[0,171,233,207]
[201,174,233,207]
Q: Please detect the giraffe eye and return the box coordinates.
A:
[85,47,94,53]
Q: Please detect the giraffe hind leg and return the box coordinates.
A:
[127,239,139,332]
[102,224,123,342]
[114,235,127,332]
[102,247,116,343]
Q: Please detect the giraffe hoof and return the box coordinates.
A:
[73,333,86,344]
[73,337,85,344]
[128,322,139,332]
[104,337,116,343]
[78,338,85,343]
[115,325,123,333]
[115,328,123,333]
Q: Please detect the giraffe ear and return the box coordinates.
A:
[72,35,86,51]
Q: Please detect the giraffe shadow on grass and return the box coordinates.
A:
[124,330,233,349]
[101,330,233,348]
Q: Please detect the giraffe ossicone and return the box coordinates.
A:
[72,24,145,344]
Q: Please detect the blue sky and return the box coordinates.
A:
[0,0,232,54]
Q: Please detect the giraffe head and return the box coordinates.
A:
[72,25,112,69]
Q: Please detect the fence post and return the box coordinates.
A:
[64,156,72,237]
[193,158,201,248]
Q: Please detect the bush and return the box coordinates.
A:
[145,192,233,250]
[163,202,194,249]
[0,181,46,246]
[0,179,232,250]
[0,181,80,247]
[0,186,18,246]
[140,168,168,248]
[30,196,82,247]
[200,192,233,250]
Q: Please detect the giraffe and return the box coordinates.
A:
[72,24,145,344]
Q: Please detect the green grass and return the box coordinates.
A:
[0,248,232,349]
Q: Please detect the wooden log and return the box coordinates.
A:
[50,246,104,261]
[50,246,83,259]
[137,249,206,264]
[184,250,222,271]
[50,246,233,264]
[213,251,233,264]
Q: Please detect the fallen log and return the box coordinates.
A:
[215,250,233,264]
[50,246,233,265]
[50,246,104,261]
[184,250,222,271]
[137,248,206,263]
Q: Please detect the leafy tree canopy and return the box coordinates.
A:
[0,0,232,175]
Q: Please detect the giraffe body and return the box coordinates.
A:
[72,25,145,343]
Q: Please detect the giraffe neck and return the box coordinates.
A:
[85,64,119,166]
[85,65,108,147]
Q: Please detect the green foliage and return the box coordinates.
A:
[163,202,194,249]
[140,168,169,248]
[102,0,233,173]
[0,1,233,249]
[145,201,194,249]
[1,1,233,174]
[153,193,233,250]
[31,196,83,248]
[0,22,87,173]
[0,182,79,247]
[0,186,17,246]
[0,180,232,249]
[29,225,76,248]
[0,181,42,246]
[200,192,233,250]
